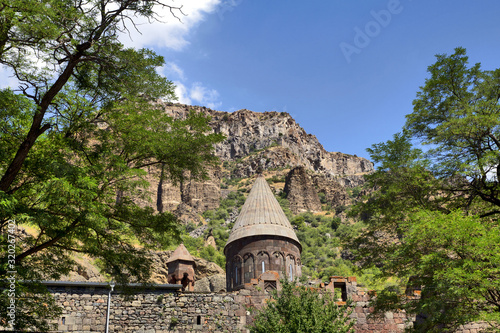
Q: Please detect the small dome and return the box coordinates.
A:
[224,176,300,252]
[167,243,196,266]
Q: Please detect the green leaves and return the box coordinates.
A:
[407,48,500,207]
[398,211,499,331]
[0,0,222,330]
[250,279,355,333]
[349,48,500,331]
[366,210,500,332]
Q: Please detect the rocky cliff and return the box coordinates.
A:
[147,103,373,219]
[284,166,322,214]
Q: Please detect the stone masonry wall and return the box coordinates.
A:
[48,285,250,333]
[348,286,411,333]
[44,282,413,333]
[42,282,488,333]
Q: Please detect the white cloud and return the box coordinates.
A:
[163,62,186,81]
[190,82,221,109]
[114,0,226,110]
[173,80,221,109]
[173,81,192,105]
[120,0,221,50]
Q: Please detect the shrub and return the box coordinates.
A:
[250,279,355,333]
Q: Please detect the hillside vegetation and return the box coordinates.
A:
[179,170,381,288]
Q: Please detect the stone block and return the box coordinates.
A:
[239,289,251,296]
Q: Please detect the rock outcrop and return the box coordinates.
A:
[193,274,226,292]
[284,167,322,214]
[180,168,222,212]
[150,251,225,284]
[133,102,373,220]
[202,107,373,178]
[312,174,351,210]
[147,103,373,214]
[230,146,301,178]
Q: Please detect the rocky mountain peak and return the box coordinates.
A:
[161,103,373,178]
[140,102,374,219]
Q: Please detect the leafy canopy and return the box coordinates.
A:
[348,48,500,332]
[0,0,224,331]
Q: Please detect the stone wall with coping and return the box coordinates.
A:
[47,284,251,333]
[24,280,488,333]
[43,280,412,333]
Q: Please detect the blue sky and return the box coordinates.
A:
[3,1,499,160]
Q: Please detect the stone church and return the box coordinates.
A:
[27,175,479,332]
[224,175,302,291]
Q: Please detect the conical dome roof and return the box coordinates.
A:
[225,176,300,251]
[166,243,195,265]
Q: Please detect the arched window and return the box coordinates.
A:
[232,256,242,288]
[289,263,293,281]
[243,254,254,283]
[257,251,269,276]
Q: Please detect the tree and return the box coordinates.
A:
[349,48,500,331]
[0,0,224,330]
[250,279,355,333]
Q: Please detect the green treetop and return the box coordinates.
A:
[0,0,224,331]
[349,48,500,332]
[250,279,355,333]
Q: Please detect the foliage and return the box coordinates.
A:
[181,191,247,268]
[346,187,362,199]
[0,0,225,330]
[199,245,226,269]
[318,191,327,204]
[0,280,62,332]
[292,212,362,283]
[371,210,500,332]
[249,279,355,333]
[349,48,500,331]
[221,176,242,187]
[266,174,286,184]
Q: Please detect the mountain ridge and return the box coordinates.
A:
[143,102,374,220]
